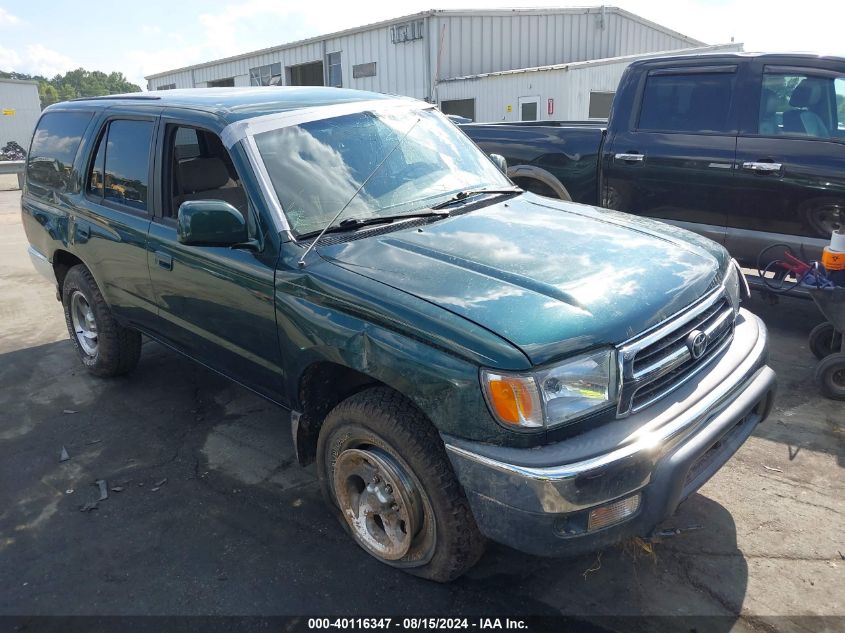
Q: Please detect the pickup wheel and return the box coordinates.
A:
[815,352,845,400]
[801,199,843,238]
[61,264,142,377]
[514,177,559,199]
[317,387,486,582]
[808,322,842,360]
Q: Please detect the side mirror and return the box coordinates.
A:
[489,153,508,175]
[177,200,248,246]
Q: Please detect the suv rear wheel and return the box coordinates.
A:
[317,387,486,582]
[61,264,142,377]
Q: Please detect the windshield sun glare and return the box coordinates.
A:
[253,108,511,236]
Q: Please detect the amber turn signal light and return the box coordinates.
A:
[481,372,542,428]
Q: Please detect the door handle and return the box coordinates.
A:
[155,252,173,271]
[742,161,782,173]
[614,153,644,162]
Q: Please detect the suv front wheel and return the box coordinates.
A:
[317,387,486,582]
[61,264,142,377]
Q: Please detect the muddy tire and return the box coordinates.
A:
[815,352,845,401]
[808,322,842,360]
[61,264,142,377]
[317,387,486,582]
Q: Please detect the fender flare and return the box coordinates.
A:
[507,165,572,201]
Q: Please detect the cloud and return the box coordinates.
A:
[198,0,299,57]
[131,1,320,87]
[125,40,204,87]
[0,45,21,70]
[610,0,845,54]
[28,0,843,92]
[0,8,20,26]
[0,42,75,77]
[22,44,76,78]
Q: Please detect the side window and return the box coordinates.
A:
[174,127,200,160]
[87,120,154,211]
[26,111,93,198]
[326,52,342,88]
[166,125,251,228]
[759,72,843,139]
[88,132,105,198]
[638,71,736,134]
[249,62,282,86]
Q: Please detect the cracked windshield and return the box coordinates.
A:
[253,107,510,235]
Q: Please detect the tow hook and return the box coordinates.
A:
[648,524,704,544]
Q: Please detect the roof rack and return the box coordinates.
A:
[70,94,162,102]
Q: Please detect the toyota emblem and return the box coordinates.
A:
[687,330,708,359]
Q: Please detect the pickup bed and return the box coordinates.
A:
[463,52,845,267]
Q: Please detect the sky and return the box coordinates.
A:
[0,0,842,89]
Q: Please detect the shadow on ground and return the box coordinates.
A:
[742,295,845,468]
[0,338,752,632]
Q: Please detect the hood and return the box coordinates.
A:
[319,193,727,366]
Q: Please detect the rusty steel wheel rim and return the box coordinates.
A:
[333,447,425,561]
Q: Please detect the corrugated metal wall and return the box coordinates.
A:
[149,26,429,98]
[436,43,744,123]
[151,70,194,89]
[325,26,429,99]
[0,80,41,149]
[146,8,704,99]
[605,11,700,58]
[430,8,698,81]
[188,41,324,86]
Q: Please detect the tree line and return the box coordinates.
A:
[0,68,142,109]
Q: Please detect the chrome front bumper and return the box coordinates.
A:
[443,309,775,555]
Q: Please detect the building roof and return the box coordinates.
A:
[53,86,401,123]
[145,6,704,80]
[437,43,744,82]
[0,78,40,87]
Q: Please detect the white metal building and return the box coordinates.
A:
[0,79,41,149]
[145,7,730,122]
[438,42,744,122]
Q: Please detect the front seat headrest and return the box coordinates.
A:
[179,157,230,194]
[789,78,825,108]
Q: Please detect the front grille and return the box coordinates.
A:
[617,289,735,416]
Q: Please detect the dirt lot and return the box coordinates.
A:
[0,187,842,631]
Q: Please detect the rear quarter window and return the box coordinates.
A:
[26,111,94,199]
[638,71,736,134]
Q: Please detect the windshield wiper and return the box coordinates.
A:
[297,117,422,268]
[297,210,450,240]
[430,187,522,210]
[338,210,450,229]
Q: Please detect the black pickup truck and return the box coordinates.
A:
[463,52,845,267]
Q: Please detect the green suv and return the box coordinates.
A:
[22,88,776,581]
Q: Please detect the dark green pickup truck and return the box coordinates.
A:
[22,88,776,581]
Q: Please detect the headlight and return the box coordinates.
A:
[481,349,618,430]
[724,258,747,314]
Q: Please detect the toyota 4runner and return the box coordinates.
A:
[22,88,776,581]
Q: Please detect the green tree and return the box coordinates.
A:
[39,83,59,107]
[1,67,141,108]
